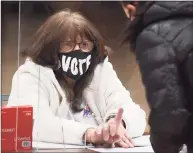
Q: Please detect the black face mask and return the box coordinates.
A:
[58,50,92,81]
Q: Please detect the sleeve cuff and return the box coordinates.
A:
[61,121,96,145]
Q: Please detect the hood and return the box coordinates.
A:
[143,1,193,27]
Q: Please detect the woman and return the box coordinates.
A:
[121,1,193,153]
[8,9,146,147]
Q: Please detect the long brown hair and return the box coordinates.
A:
[21,9,108,112]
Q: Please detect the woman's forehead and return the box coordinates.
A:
[59,20,95,42]
[64,35,90,42]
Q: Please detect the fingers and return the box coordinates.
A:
[115,137,134,148]
[96,125,103,135]
[94,125,105,145]
[115,108,124,123]
[124,132,135,147]
[116,139,129,148]
[108,136,114,144]
[95,124,114,144]
[86,128,97,144]
[95,108,125,145]
[114,132,135,148]
[109,122,116,137]
[107,108,124,137]
[113,134,121,142]
[115,108,124,131]
[102,123,110,141]
[122,136,134,148]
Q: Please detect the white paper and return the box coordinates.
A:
[89,146,154,153]
[88,135,153,153]
[32,141,93,149]
[132,135,151,147]
[32,135,151,150]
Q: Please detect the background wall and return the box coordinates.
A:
[2,1,149,132]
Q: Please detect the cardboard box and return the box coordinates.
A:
[1,105,33,152]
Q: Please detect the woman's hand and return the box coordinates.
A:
[114,125,135,148]
[84,108,135,148]
[100,108,135,148]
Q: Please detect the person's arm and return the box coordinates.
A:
[8,72,95,145]
[102,59,146,138]
[135,29,190,152]
[184,52,193,88]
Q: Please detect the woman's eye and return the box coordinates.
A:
[66,42,72,46]
[63,42,74,47]
[82,42,88,46]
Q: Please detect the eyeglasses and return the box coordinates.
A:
[60,40,94,52]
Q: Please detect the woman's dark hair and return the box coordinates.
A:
[122,1,154,51]
[21,9,108,112]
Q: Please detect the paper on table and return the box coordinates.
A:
[89,146,154,153]
[88,135,153,153]
[32,141,94,149]
[132,135,151,147]
[32,135,150,150]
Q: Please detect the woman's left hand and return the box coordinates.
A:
[95,108,135,148]
[114,125,135,148]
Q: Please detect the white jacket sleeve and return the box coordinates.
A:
[8,72,95,145]
[103,61,147,138]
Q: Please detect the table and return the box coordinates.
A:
[32,148,97,152]
[3,133,151,153]
[3,149,97,153]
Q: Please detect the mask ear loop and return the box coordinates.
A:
[15,0,21,151]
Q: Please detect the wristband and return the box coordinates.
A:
[106,115,126,128]
[106,115,116,122]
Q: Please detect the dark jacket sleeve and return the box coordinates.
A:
[135,28,190,152]
[184,52,193,89]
